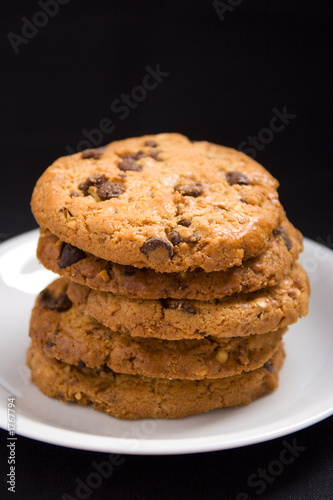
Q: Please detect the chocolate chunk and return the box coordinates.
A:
[89,174,107,185]
[178,219,191,227]
[96,181,125,200]
[117,151,146,170]
[78,175,107,195]
[141,237,174,260]
[118,158,142,172]
[175,182,203,197]
[39,289,72,312]
[148,150,162,161]
[273,227,292,250]
[168,229,200,245]
[45,342,56,348]
[78,180,91,195]
[263,362,274,373]
[58,243,86,268]
[81,149,103,159]
[168,229,182,245]
[122,151,146,161]
[145,140,157,147]
[161,299,197,315]
[123,266,136,276]
[226,171,250,185]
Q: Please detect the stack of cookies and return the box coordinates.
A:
[27,133,310,419]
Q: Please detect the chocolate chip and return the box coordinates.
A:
[273,227,292,250]
[148,150,162,161]
[45,342,56,348]
[263,362,274,373]
[226,171,250,185]
[69,192,79,197]
[123,266,136,276]
[78,180,91,195]
[96,181,125,200]
[145,140,157,147]
[89,174,107,185]
[168,229,182,245]
[122,151,146,161]
[118,158,142,172]
[160,299,197,315]
[58,243,86,268]
[81,149,103,159]
[78,361,86,368]
[39,289,72,312]
[141,237,174,260]
[168,229,200,245]
[178,219,191,227]
[78,175,107,195]
[174,182,203,197]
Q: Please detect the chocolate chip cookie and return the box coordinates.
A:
[31,133,285,273]
[27,341,285,419]
[36,217,302,299]
[67,263,310,340]
[30,278,285,380]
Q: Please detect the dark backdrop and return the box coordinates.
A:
[1,1,332,499]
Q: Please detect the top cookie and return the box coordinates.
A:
[31,133,284,272]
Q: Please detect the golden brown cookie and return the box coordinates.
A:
[31,133,285,273]
[27,341,285,419]
[36,218,302,299]
[30,278,286,380]
[67,263,310,340]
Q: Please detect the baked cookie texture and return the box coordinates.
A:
[31,133,285,273]
[30,278,286,380]
[36,218,303,299]
[27,133,310,420]
[27,342,285,420]
[66,263,309,340]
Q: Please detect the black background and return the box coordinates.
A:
[1,1,332,499]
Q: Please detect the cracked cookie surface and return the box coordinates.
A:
[31,133,285,272]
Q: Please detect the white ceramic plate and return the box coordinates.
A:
[0,230,332,455]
